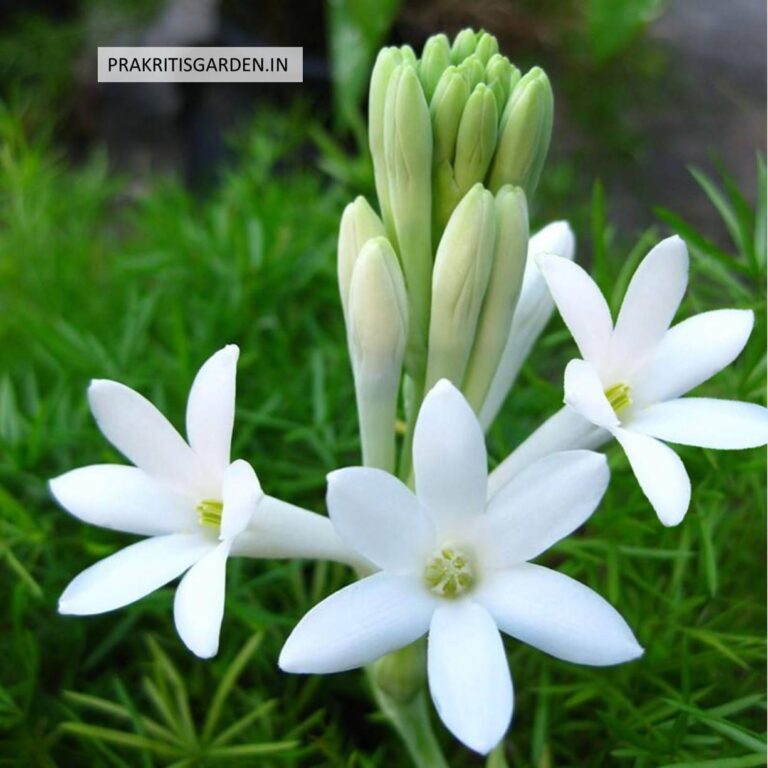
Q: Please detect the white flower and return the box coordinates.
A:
[52,345,362,658]
[534,235,768,526]
[480,221,576,430]
[278,380,642,755]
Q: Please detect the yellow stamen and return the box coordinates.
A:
[424,547,475,598]
[197,500,223,529]
[605,382,632,415]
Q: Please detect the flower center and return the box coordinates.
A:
[424,547,475,598]
[197,499,223,530]
[604,382,632,415]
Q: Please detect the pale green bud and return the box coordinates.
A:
[485,54,519,113]
[454,83,498,195]
[400,44,417,67]
[384,63,433,378]
[462,185,529,412]
[450,28,478,63]
[430,66,470,238]
[488,67,554,198]
[371,641,425,703]
[337,196,386,325]
[369,47,405,239]
[474,31,499,65]
[348,237,408,472]
[425,184,496,390]
[457,54,485,91]
[430,66,470,165]
[419,33,451,102]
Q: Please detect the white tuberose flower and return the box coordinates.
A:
[52,345,360,658]
[537,236,768,526]
[279,380,642,755]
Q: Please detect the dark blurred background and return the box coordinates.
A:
[0,0,765,240]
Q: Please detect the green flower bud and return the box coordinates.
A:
[348,237,408,472]
[429,67,470,237]
[457,54,485,91]
[450,28,478,63]
[474,31,499,65]
[371,640,425,703]
[488,67,554,198]
[430,66,470,165]
[384,63,433,378]
[454,83,498,196]
[419,33,451,102]
[462,185,529,411]
[485,54,519,114]
[337,196,386,325]
[400,44,417,67]
[369,47,405,239]
[425,184,496,390]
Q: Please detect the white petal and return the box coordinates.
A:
[487,407,610,499]
[186,345,239,475]
[528,221,576,263]
[173,541,230,658]
[326,467,434,572]
[479,451,609,567]
[613,427,691,526]
[476,563,643,666]
[564,359,619,429]
[279,572,435,673]
[632,309,755,405]
[59,534,214,615]
[231,495,370,570]
[537,254,613,366]
[220,459,262,540]
[630,398,768,449]
[609,236,689,376]
[413,380,487,534]
[427,601,513,755]
[88,380,215,498]
[50,465,196,537]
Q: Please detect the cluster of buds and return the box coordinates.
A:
[338,28,552,475]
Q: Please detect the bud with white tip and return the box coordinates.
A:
[425,184,496,391]
[348,237,409,472]
[463,185,529,412]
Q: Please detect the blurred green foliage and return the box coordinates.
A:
[327,0,401,140]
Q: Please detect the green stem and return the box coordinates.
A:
[369,677,449,768]
[397,372,425,485]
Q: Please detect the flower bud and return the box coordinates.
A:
[454,83,498,195]
[488,67,554,198]
[371,641,425,703]
[450,28,478,63]
[419,33,451,101]
[462,186,529,412]
[457,54,485,91]
[479,221,576,430]
[430,67,470,236]
[485,54,520,114]
[348,237,408,472]
[430,66,470,165]
[384,63,433,378]
[400,44,417,67]
[425,184,496,390]
[474,31,499,64]
[337,196,386,325]
[369,47,406,237]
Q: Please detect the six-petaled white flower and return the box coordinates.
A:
[278,380,642,754]
[52,345,362,658]
[498,235,768,526]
